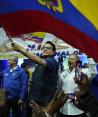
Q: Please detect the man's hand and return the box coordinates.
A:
[29,100,46,117]
[12,42,24,52]
[29,90,67,117]
[18,99,23,106]
[0,40,13,53]
[46,90,67,116]
[0,89,7,108]
[74,72,89,96]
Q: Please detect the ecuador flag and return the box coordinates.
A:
[0,0,98,60]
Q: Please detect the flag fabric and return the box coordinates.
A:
[0,0,98,60]
[19,32,45,43]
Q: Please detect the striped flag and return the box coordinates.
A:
[0,0,98,60]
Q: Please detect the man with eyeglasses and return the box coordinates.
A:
[12,41,59,117]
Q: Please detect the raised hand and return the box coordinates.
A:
[29,100,46,117]
[45,90,67,116]
[29,90,67,117]
[12,42,23,52]
[74,72,89,97]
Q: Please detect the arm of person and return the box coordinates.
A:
[74,73,98,117]
[45,90,67,116]
[29,90,67,117]
[79,91,98,117]
[0,40,13,53]
[0,88,7,108]
[19,69,28,103]
[74,73,89,94]
[12,43,47,66]
[82,58,97,80]
[0,71,4,89]
[88,58,97,79]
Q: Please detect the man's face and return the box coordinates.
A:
[42,43,54,57]
[8,57,17,67]
[68,55,77,69]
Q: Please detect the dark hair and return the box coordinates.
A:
[45,41,56,52]
[21,63,27,69]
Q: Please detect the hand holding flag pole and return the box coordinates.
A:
[0,27,14,53]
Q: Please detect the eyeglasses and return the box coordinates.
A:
[42,46,53,50]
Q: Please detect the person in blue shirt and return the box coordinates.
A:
[12,41,59,117]
[0,56,28,117]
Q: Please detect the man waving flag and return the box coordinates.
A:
[0,0,98,60]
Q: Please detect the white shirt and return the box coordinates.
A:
[60,68,84,115]
[9,66,18,72]
[59,58,97,115]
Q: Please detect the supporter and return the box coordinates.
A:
[29,75,98,117]
[0,56,28,117]
[12,41,59,117]
[57,54,97,117]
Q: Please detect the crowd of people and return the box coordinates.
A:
[0,41,98,117]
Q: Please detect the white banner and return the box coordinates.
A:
[0,27,87,59]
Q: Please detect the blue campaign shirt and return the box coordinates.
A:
[1,66,28,100]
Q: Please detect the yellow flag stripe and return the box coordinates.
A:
[31,32,46,38]
[69,0,98,30]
